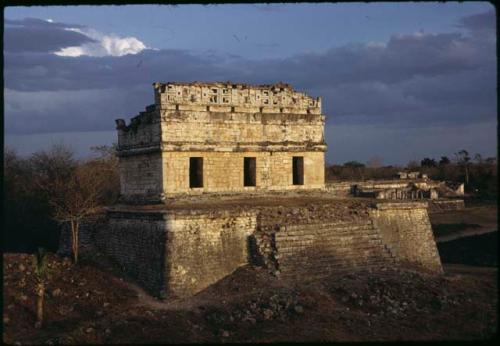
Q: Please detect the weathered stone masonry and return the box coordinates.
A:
[60,81,444,299]
[96,199,442,298]
[115,82,326,202]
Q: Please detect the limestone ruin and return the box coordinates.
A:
[61,82,448,299]
[115,81,325,203]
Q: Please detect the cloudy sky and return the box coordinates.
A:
[4,3,497,165]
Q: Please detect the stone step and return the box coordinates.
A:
[276,229,382,238]
[279,248,394,261]
[279,261,394,278]
[280,247,393,259]
[284,256,395,269]
[275,227,379,237]
[280,223,375,235]
[283,220,373,227]
[278,252,394,267]
[276,236,383,251]
[277,250,389,261]
[284,220,373,229]
[275,233,381,242]
[276,230,381,240]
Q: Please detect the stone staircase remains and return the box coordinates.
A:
[273,219,396,280]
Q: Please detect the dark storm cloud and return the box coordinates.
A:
[235,29,494,89]
[4,18,95,53]
[5,17,85,28]
[4,49,229,92]
[4,10,496,135]
[457,8,496,32]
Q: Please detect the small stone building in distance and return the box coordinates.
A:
[115,82,326,202]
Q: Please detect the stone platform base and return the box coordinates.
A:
[59,197,443,298]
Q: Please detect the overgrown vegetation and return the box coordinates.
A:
[326,150,497,201]
[3,144,120,253]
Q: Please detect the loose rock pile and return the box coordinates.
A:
[326,268,471,318]
[205,288,303,331]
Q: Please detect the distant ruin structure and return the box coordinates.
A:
[115,82,326,202]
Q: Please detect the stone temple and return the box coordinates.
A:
[115,81,326,202]
[62,81,445,299]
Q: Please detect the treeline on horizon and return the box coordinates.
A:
[3,145,497,253]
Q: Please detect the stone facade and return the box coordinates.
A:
[164,209,257,297]
[115,82,326,202]
[97,207,257,297]
[371,202,443,273]
[87,200,442,298]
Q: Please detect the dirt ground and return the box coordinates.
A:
[429,205,497,242]
[3,249,497,344]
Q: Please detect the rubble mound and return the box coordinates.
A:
[3,253,497,344]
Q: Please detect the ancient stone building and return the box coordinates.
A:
[115,82,326,202]
[62,81,444,299]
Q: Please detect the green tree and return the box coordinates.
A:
[421,158,437,168]
[474,153,483,164]
[344,161,366,180]
[439,156,451,166]
[406,160,420,170]
[343,161,365,168]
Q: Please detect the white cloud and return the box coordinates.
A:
[54,27,147,57]
[366,41,386,49]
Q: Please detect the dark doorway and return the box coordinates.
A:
[293,156,304,185]
[189,157,203,188]
[244,157,256,186]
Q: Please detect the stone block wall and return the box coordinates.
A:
[162,151,325,195]
[60,200,443,298]
[371,202,443,273]
[116,107,161,150]
[101,211,168,296]
[159,110,325,149]
[57,213,107,257]
[118,153,163,202]
[165,210,257,297]
[273,220,396,280]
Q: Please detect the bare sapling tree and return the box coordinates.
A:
[47,160,110,264]
[33,247,48,329]
[455,149,471,186]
